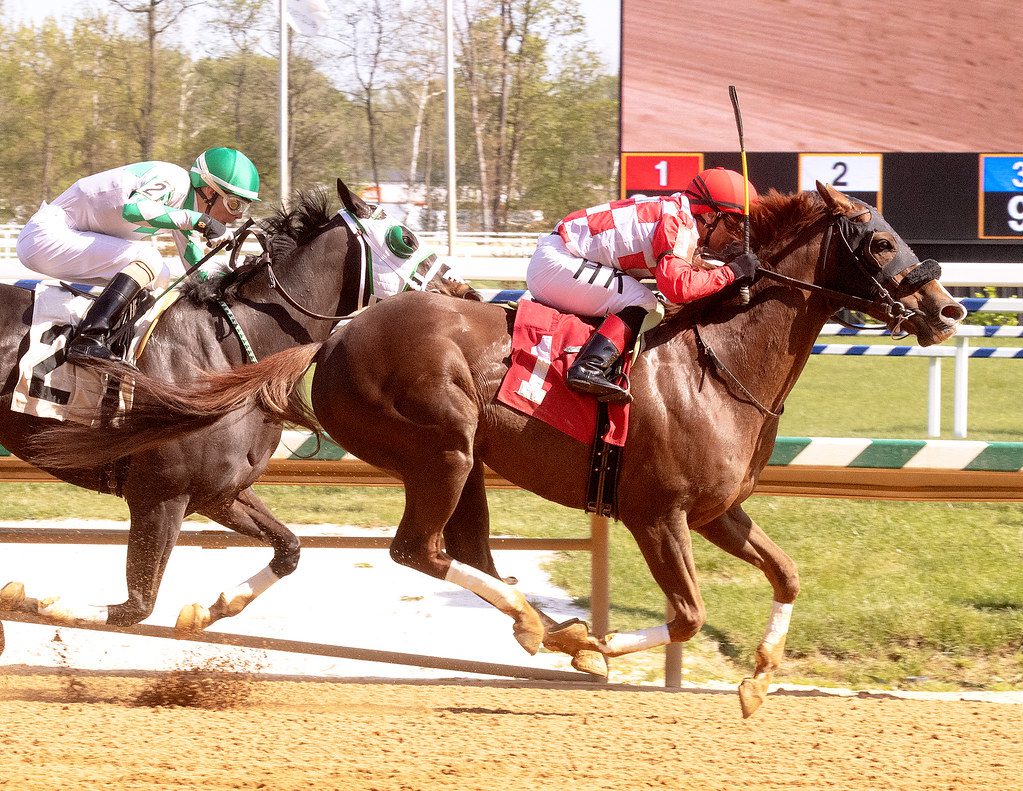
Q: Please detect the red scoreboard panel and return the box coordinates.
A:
[621,153,703,196]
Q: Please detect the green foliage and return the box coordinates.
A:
[0,0,620,226]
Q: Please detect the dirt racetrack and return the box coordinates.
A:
[2,670,1021,790]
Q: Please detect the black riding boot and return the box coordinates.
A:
[566,307,647,403]
[66,273,143,364]
[566,332,629,402]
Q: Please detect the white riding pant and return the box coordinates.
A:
[526,233,659,317]
[16,202,176,288]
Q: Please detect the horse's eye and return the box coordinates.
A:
[874,238,894,253]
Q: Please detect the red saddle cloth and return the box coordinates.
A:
[497,299,631,446]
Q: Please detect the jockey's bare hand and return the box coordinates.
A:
[195,215,231,247]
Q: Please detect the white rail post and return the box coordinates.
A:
[953,336,969,438]
[927,357,942,437]
[664,600,683,687]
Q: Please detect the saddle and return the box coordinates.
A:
[496,299,633,519]
[10,280,178,425]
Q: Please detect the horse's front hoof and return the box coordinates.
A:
[175,603,212,632]
[571,649,608,678]
[542,618,594,655]
[738,677,768,719]
[0,582,26,611]
[512,610,545,655]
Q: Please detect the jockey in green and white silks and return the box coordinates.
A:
[16,147,260,363]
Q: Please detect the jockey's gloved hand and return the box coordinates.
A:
[717,241,746,262]
[725,251,760,284]
[195,215,231,247]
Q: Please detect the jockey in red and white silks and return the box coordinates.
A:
[526,167,761,403]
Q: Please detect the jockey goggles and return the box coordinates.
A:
[219,191,251,217]
[205,183,251,217]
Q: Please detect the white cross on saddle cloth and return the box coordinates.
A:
[10,281,180,425]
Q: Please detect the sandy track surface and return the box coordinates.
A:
[1,670,1021,790]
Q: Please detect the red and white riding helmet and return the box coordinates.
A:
[683,167,758,215]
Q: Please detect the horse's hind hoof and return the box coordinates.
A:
[0,582,26,611]
[542,618,594,656]
[175,603,212,632]
[738,677,768,719]
[571,649,608,678]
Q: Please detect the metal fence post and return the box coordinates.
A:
[927,357,942,437]
[953,336,969,438]
[664,600,682,687]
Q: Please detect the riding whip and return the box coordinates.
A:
[154,217,255,300]
[728,85,752,305]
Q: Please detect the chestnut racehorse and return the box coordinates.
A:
[30,183,965,716]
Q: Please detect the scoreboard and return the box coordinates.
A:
[620,152,1023,257]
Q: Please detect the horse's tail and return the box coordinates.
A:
[29,343,323,470]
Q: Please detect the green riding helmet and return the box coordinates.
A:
[190,147,260,204]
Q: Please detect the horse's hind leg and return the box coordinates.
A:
[105,495,190,625]
[694,504,800,719]
[441,459,500,578]
[176,487,301,631]
[390,445,546,656]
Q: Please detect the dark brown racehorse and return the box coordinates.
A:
[0,178,474,640]
[30,183,965,716]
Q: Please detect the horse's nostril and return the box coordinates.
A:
[942,303,968,323]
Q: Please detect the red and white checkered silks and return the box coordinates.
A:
[556,195,699,278]
[548,193,736,305]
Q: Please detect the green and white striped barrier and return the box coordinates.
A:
[269,432,1023,473]
[767,437,1023,472]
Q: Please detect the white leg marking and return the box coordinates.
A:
[445,560,521,613]
[223,566,280,603]
[216,566,281,618]
[763,601,793,647]
[38,598,109,624]
[603,624,671,657]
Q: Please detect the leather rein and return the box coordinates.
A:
[229,218,361,323]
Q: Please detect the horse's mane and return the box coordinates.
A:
[259,186,339,246]
[182,187,337,308]
[749,189,827,261]
[660,190,826,327]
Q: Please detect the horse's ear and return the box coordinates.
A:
[816,180,856,216]
[336,177,373,219]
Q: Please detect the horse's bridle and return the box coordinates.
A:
[695,204,943,416]
[756,206,941,335]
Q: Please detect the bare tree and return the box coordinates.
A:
[314,0,404,197]
[107,0,202,159]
